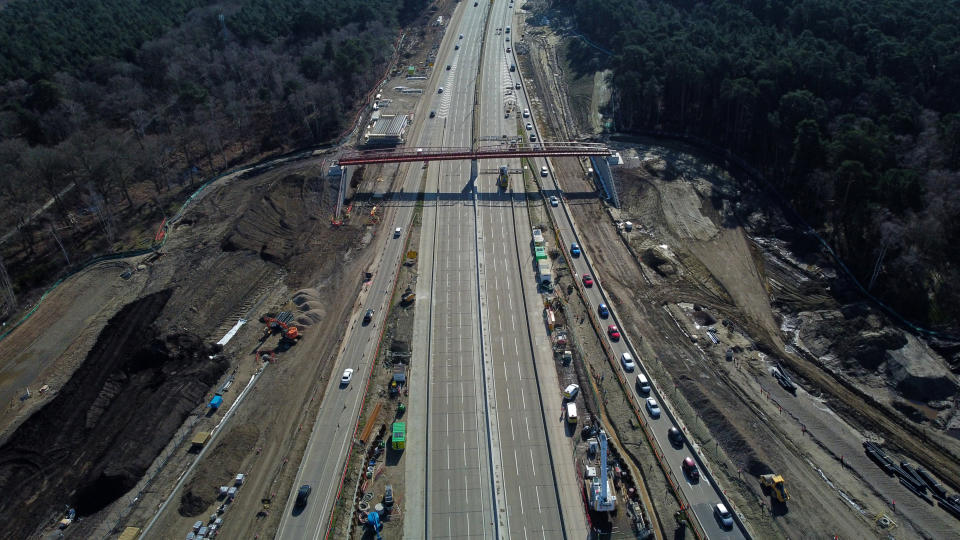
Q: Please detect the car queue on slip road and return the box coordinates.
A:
[542,183,746,535]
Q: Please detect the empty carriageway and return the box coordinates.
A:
[419,1,497,538]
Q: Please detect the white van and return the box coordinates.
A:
[621,352,636,371]
[636,373,651,394]
[566,402,578,424]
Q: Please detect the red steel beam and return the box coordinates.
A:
[337,143,613,166]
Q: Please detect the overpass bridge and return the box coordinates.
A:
[337,141,613,165]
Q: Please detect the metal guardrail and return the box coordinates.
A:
[528,153,751,538]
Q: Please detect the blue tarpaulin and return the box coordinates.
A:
[209,395,223,409]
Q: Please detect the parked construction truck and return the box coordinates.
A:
[760,474,790,504]
[532,228,553,289]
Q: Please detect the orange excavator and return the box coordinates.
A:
[259,315,301,345]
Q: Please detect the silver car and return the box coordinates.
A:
[714,503,734,529]
[645,397,661,418]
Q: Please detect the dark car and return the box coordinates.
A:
[383,484,394,507]
[295,484,312,507]
[446,64,451,70]
[667,427,684,447]
[429,110,436,118]
[363,309,375,325]
[598,303,609,318]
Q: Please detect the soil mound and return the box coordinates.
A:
[220,175,318,265]
[0,290,227,537]
[293,288,322,304]
[887,335,958,401]
[293,288,326,325]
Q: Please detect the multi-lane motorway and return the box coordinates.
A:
[279,0,749,538]
[421,3,495,537]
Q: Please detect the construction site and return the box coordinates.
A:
[0,2,958,540]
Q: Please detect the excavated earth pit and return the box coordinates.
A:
[0,290,226,538]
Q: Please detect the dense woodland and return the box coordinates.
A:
[567,0,960,331]
[0,0,428,318]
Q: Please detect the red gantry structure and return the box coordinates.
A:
[337,141,614,165]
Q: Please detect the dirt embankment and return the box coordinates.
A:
[0,290,226,537]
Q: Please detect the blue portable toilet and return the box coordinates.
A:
[209,395,223,410]
[367,511,382,534]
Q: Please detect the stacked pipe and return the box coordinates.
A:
[862,441,897,475]
[863,440,960,520]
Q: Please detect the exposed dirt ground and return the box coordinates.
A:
[561,151,960,538]
[0,154,395,538]
[0,290,225,538]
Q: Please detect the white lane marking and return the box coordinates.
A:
[448,478,451,505]
[510,417,515,440]
[525,417,531,439]
[514,449,520,476]
[465,474,469,503]
[518,484,524,514]
[535,485,542,512]
[530,448,536,476]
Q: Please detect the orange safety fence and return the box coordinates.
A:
[323,222,413,540]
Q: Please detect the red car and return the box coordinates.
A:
[682,457,700,482]
[582,274,594,287]
[607,325,620,340]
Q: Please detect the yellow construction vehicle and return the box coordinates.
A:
[760,474,790,503]
[497,165,509,190]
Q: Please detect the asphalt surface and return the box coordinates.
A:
[525,118,750,538]
[475,3,567,539]
[422,3,496,537]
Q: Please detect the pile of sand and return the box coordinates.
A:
[293,289,325,326]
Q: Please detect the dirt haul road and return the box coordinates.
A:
[555,149,960,539]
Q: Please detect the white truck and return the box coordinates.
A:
[537,259,553,288]
[532,228,545,247]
